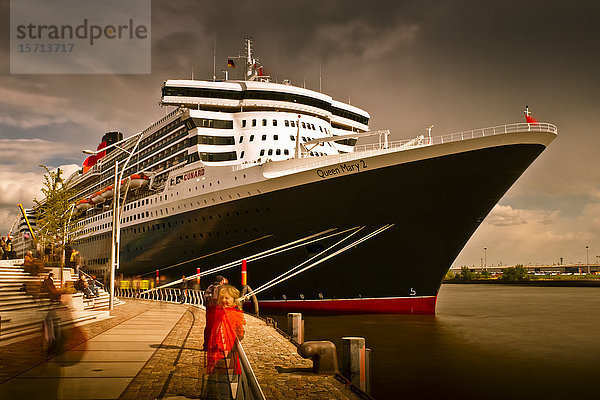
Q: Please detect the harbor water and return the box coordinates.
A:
[267,284,600,399]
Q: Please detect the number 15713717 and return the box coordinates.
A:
[18,43,74,53]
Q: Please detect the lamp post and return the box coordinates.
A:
[484,247,487,271]
[586,245,590,274]
[84,132,144,311]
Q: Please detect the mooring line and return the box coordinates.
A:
[246,224,394,298]
[144,228,339,293]
[243,226,365,300]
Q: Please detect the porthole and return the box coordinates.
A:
[300,294,305,299]
[282,295,287,300]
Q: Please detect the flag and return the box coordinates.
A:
[227,59,235,68]
[525,114,538,124]
[524,106,538,123]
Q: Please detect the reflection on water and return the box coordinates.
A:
[267,284,600,399]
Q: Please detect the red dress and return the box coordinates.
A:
[206,305,246,374]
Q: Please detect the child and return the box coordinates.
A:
[206,284,246,374]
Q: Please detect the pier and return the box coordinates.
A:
[0,297,365,399]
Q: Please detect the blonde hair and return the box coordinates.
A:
[218,284,241,309]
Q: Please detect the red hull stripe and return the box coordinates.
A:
[256,296,438,315]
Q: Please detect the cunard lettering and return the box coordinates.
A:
[170,168,205,186]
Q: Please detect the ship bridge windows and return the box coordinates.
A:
[192,118,233,129]
[242,120,246,128]
[274,135,279,140]
[273,120,277,126]
[262,119,267,126]
[261,135,267,141]
[285,120,289,127]
[250,135,255,142]
[199,151,237,162]
[198,135,235,145]
[252,119,256,127]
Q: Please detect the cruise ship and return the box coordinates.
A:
[67,39,557,314]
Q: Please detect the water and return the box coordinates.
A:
[266,284,600,399]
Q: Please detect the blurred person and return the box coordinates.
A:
[41,272,61,302]
[89,275,100,297]
[202,275,226,350]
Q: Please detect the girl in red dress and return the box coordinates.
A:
[206,284,246,374]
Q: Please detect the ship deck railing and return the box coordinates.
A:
[262,122,557,178]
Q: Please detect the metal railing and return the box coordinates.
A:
[114,287,265,399]
[263,122,557,178]
[114,287,205,307]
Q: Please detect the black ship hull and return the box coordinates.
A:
[80,142,547,314]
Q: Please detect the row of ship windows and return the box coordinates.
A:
[161,87,370,124]
[241,118,328,133]
[101,122,186,180]
[77,207,272,245]
[80,186,263,234]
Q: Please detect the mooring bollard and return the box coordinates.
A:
[298,341,339,374]
[341,336,371,393]
[287,312,303,343]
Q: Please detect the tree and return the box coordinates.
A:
[33,165,81,265]
[502,265,529,281]
[444,270,456,281]
[460,266,474,281]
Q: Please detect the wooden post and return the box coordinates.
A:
[287,312,303,343]
[341,337,366,392]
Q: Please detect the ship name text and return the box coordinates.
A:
[170,168,205,186]
[316,160,367,179]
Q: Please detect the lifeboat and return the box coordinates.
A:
[123,174,150,191]
[75,199,94,212]
[101,185,114,200]
[91,189,105,204]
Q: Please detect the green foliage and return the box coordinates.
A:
[478,270,492,279]
[460,266,474,281]
[33,165,81,261]
[444,270,456,281]
[502,265,529,281]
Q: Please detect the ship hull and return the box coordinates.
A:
[80,139,549,314]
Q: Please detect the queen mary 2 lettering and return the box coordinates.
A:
[67,40,557,314]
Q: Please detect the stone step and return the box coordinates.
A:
[0,312,104,343]
[0,294,34,301]
[0,301,54,312]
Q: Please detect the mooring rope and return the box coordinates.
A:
[243,224,394,299]
[143,227,340,293]
[242,226,365,300]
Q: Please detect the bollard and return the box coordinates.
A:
[287,312,303,343]
[341,337,366,392]
[365,348,372,395]
[298,341,339,374]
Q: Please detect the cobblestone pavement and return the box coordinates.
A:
[2,299,361,399]
[120,300,359,400]
[0,299,157,383]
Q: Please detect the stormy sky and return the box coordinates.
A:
[1,0,599,267]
